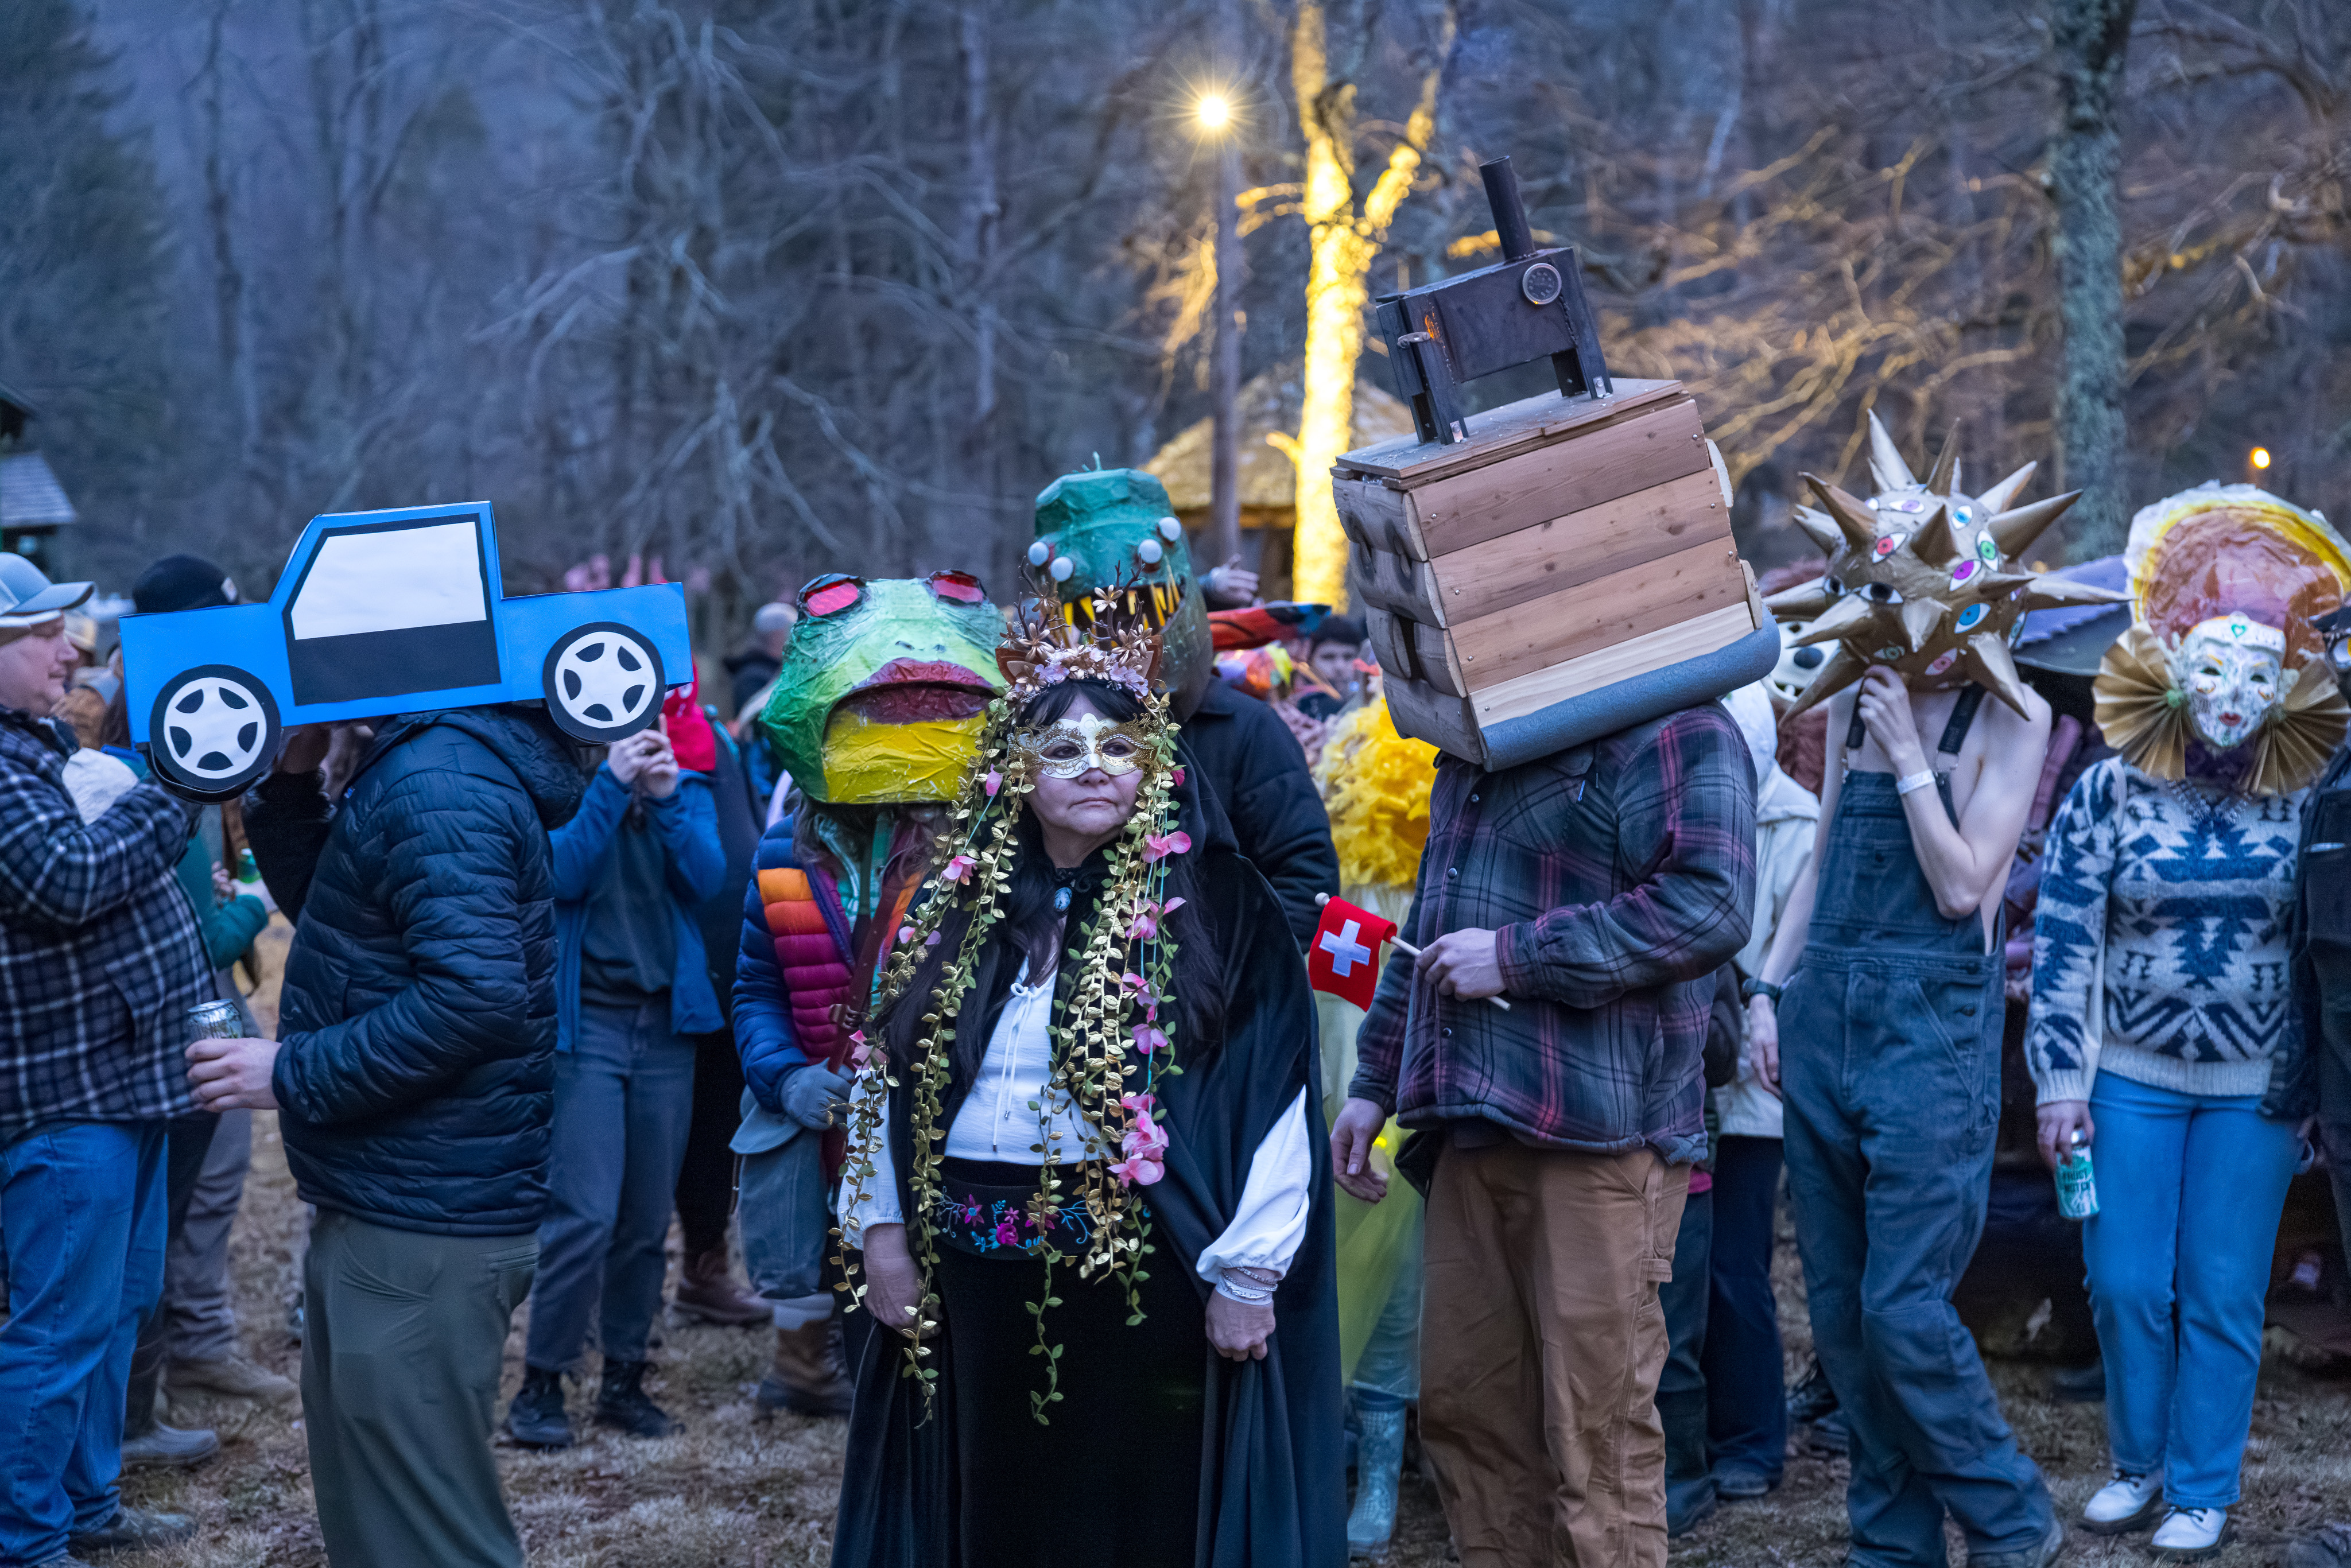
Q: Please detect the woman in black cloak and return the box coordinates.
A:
[827,586,1343,1568]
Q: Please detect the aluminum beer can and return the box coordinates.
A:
[2055,1131,2098,1220]
[187,999,245,1042]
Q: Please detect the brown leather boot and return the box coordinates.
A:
[754,1318,852,1419]
[673,1248,771,1328]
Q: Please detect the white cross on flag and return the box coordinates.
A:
[1307,895,1399,1010]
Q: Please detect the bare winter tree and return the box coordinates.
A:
[2051,0,2141,555]
[19,0,2350,620]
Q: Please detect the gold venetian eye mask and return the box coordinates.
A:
[1015,712,1151,778]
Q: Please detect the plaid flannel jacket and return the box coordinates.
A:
[0,708,206,1140]
[1349,703,1756,1161]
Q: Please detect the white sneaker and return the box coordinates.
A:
[2150,1507,2231,1559]
[2081,1470,2163,1534]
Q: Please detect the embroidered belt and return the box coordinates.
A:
[928,1158,1139,1261]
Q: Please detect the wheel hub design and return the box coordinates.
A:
[162,674,270,781]
[551,630,657,730]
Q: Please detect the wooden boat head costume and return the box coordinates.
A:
[1764,414,2123,719]
[828,569,1343,1567]
[2092,483,2351,794]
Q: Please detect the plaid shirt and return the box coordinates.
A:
[1349,703,1755,1161]
[0,708,206,1140]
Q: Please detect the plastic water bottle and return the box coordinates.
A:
[2055,1130,2098,1220]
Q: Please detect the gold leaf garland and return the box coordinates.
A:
[830,684,1188,1422]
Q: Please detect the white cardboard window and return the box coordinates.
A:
[289,521,489,641]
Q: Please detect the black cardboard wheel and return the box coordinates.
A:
[542,622,665,743]
[148,664,280,801]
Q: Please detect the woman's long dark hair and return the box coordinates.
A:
[879,678,1225,1084]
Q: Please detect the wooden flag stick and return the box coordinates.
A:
[1317,894,1511,1010]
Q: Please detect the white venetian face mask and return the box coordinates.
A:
[2173,615,2285,751]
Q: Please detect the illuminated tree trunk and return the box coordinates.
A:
[1284,1,1452,610]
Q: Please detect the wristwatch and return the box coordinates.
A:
[1740,976,1784,1004]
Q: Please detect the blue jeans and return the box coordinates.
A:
[1702,1135,1786,1482]
[0,1122,166,1566]
[525,997,696,1371]
[2083,1072,2296,1510]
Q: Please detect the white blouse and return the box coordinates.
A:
[840,967,1312,1299]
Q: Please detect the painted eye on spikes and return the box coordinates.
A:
[927,570,988,604]
[1027,541,1052,566]
[801,574,865,616]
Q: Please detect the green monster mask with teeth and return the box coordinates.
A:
[758,572,1004,805]
[1029,468,1213,703]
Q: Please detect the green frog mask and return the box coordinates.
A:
[758,572,1004,805]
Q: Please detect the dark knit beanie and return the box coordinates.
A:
[133,554,234,614]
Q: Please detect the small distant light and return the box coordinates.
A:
[2251,447,2273,470]
[1195,92,1231,133]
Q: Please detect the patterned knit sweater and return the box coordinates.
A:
[2026,757,2305,1104]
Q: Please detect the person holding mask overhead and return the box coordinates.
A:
[505,724,723,1448]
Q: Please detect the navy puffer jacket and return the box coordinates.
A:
[251,708,585,1236]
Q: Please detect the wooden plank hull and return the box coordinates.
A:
[1336,381,1774,768]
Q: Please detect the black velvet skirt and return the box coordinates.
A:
[933,1158,1208,1568]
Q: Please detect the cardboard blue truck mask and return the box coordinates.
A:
[119,502,692,801]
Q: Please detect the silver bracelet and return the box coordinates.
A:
[1895,769,1937,797]
[1225,1264,1282,1288]
[1215,1275,1276,1305]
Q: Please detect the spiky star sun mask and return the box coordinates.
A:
[1764,413,2125,719]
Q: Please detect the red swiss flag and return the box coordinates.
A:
[1308,896,1399,1010]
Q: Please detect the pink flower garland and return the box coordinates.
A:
[1110,1092,1169,1187]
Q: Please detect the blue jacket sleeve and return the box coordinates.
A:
[731,816,808,1113]
[650,776,725,905]
[548,766,631,900]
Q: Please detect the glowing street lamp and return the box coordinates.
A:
[1193,79,1244,570]
[2251,447,2273,471]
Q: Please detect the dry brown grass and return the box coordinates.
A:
[124,1110,2349,1567]
[133,921,2345,1566]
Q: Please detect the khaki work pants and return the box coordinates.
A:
[1420,1139,1688,1568]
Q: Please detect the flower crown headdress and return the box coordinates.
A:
[995,570,1167,704]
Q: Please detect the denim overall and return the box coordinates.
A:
[1780,690,2054,1566]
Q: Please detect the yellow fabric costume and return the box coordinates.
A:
[1312,694,1439,1383]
